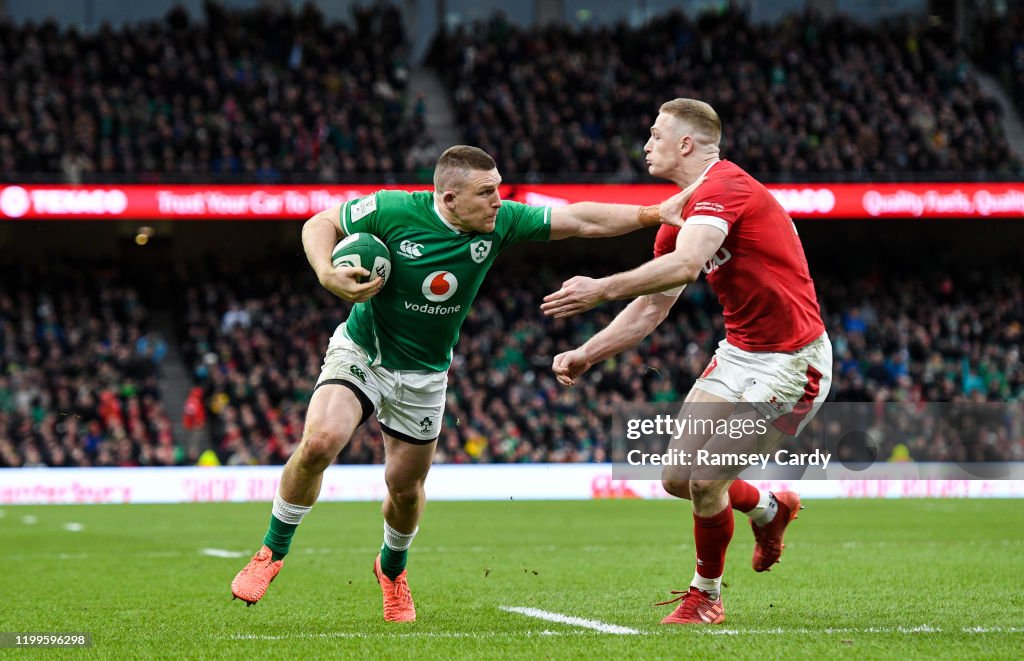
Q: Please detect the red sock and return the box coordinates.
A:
[693,504,734,579]
[728,479,760,513]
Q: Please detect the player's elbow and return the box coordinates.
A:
[675,258,703,285]
[303,211,341,240]
[635,297,673,334]
[657,253,701,289]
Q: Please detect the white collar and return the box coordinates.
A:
[433,199,465,235]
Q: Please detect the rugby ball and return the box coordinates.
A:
[331,233,392,286]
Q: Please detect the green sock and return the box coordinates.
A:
[263,515,299,561]
[379,543,408,580]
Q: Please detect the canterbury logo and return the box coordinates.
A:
[398,240,424,259]
[349,365,367,383]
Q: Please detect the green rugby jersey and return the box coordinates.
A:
[336,190,551,371]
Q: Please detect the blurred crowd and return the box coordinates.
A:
[973,5,1024,119]
[2,1,1024,468]
[1,4,1022,183]
[0,263,180,467]
[432,9,1021,178]
[0,3,420,181]
[173,259,342,466]
[2,257,1022,468]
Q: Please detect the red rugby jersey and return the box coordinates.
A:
[653,160,824,352]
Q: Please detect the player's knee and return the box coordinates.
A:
[297,429,346,471]
[386,481,424,510]
[661,466,693,499]
[688,479,725,501]
[661,478,692,500]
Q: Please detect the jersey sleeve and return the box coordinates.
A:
[653,224,680,258]
[652,224,686,298]
[684,176,752,236]
[338,191,384,236]
[496,200,552,247]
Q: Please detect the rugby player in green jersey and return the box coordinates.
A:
[231,145,702,620]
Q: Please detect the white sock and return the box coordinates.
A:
[383,521,418,551]
[691,571,722,600]
[749,491,779,527]
[272,492,312,525]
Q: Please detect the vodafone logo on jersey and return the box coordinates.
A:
[422,271,458,302]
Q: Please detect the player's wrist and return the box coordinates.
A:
[637,205,661,227]
[577,346,595,370]
[595,276,616,304]
[314,263,335,285]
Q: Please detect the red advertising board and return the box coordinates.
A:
[2,182,1023,220]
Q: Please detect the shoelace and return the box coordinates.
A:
[383,578,412,618]
[654,590,693,607]
[240,552,274,576]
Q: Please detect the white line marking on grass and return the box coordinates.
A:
[704,626,940,636]
[700,625,1021,636]
[63,522,84,532]
[500,606,642,635]
[201,548,245,558]
[229,631,571,641]
[0,509,6,518]
[21,515,37,524]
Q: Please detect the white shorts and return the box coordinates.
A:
[694,332,833,436]
[315,326,447,444]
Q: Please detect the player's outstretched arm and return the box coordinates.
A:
[541,222,724,318]
[547,177,706,240]
[552,294,678,386]
[301,208,382,303]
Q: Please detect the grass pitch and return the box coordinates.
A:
[1,498,1022,659]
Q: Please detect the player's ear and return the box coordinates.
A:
[678,134,693,157]
[443,190,457,209]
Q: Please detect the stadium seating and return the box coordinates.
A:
[431,9,1021,177]
[0,263,178,467]
[2,5,1022,467]
[4,5,1020,183]
[0,4,417,181]
[166,258,1024,467]
[172,258,386,466]
[2,256,1020,467]
[973,6,1024,119]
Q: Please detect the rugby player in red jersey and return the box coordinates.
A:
[542,99,833,625]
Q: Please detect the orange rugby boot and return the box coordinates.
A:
[751,490,802,572]
[373,554,416,622]
[657,587,725,625]
[231,545,284,605]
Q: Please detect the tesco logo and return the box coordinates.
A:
[770,188,836,215]
[0,186,129,217]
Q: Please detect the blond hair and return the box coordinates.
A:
[433,145,497,191]
[659,99,722,146]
